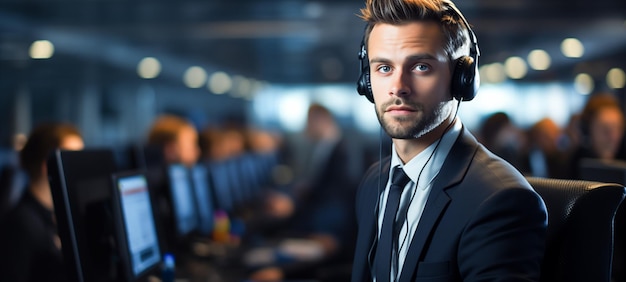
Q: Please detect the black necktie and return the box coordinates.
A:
[375,166,411,282]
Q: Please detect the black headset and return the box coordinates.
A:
[356,1,480,103]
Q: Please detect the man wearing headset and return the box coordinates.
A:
[351,0,548,281]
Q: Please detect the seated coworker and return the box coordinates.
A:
[147,114,201,168]
[249,104,359,281]
[145,114,202,250]
[0,122,84,282]
[570,93,626,178]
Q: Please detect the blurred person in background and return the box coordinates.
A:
[286,103,359,257]
[199,124,247,162]
[526,117,570,179]
[570,93,626,282]
[145,114,202,251]
[0,122,84,282]
[246,128,286,186]
[147,114,201,168]
[569,92,626,178]
[561,113,583,156]
[477,112,530,175]
[249,103,360,282]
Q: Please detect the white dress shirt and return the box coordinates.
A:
[377,119,462,281]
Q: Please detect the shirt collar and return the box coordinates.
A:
[390,118,462,190]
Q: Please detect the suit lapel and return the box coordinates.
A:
[398,127,479,282]
[363,160,392,249]
[353,160,392,282]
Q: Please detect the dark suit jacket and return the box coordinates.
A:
[352,127,548,282]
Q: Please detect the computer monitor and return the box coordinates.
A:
[579,158,626,185]
[47,148,119,282]
[110,171,162,282]
[134,144,166,170]
[190,163,214,236]
[166,164,199,238]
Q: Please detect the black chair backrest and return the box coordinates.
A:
[526,177,625,282]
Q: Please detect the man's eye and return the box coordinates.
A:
[378,66,391,73]
[414,64,429,72]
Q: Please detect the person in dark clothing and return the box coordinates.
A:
[249,104,360,282]
[477,112,531,175]
[569,93,626,178]
[0,122,84,282]
[287,104,359,248]
[351,0,547,280]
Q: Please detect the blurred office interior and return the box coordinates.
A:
[1,0,626,281]
[0,0,624,149]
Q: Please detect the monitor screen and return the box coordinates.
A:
[111,172,162,281]
[579,158,626,185]
[191,164,214,236]
[47,148,119,282]
[167,164,199,237]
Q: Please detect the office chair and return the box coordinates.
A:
[525,177,625,282]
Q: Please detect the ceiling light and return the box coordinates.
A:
[231,75,251,98]
[479,63,506,84]
[208,71,232,94]
[606,68,625,89]
[137,57,161,79]
[29,40,54,59]
[574,73,594,94]
[561,38,585,58]
[504,56,528,79]
[183,66,207,88]
[527,49,551,71]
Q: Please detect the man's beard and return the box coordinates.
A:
[377,98,453,139]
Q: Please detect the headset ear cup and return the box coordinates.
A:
[357,71,374,103]
[357,42,375,103]
[451,56,478,101]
